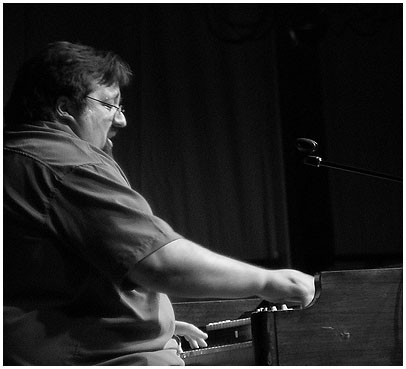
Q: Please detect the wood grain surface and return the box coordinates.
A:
[252,268,402,365]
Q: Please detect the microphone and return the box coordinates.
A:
[296,138,402,183]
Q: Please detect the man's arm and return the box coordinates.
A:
[128,239,315,307]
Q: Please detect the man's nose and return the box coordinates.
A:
[113,111,127,128]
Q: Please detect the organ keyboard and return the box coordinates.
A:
[172,267,402,366]
[172,298,261,365]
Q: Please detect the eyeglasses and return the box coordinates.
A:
[86,95,125,115]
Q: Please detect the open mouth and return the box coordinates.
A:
[108,128,117,139]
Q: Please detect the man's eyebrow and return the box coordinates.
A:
[114,93,123,104]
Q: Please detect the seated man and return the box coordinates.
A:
[3,41,315,365]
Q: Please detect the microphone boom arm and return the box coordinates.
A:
[304,156,402,183]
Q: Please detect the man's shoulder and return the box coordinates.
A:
[4,122,105,169]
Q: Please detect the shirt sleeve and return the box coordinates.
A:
[46,162,183,284]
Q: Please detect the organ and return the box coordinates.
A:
[172,267,402,365]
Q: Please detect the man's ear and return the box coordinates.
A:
[55,96,77,125]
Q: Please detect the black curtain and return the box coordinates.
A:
[117,5,291,264]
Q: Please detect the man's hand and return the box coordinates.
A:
[175,321,208,349]
[261,269,315,307]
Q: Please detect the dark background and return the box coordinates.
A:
[3,4,402,275]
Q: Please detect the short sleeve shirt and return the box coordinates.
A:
[3,121,185,365]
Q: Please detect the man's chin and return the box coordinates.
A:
[106,138,113,148]
[102,138,114,156]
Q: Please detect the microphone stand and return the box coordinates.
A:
[303,155,402,183]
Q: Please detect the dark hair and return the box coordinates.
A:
[4,41,132,127]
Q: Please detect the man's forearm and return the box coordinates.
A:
[128,239,315,306]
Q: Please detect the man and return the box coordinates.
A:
[4,41,315,365]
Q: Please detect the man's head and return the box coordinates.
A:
[5,41,132,149]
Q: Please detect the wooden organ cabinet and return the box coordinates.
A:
[172,267,402,365]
